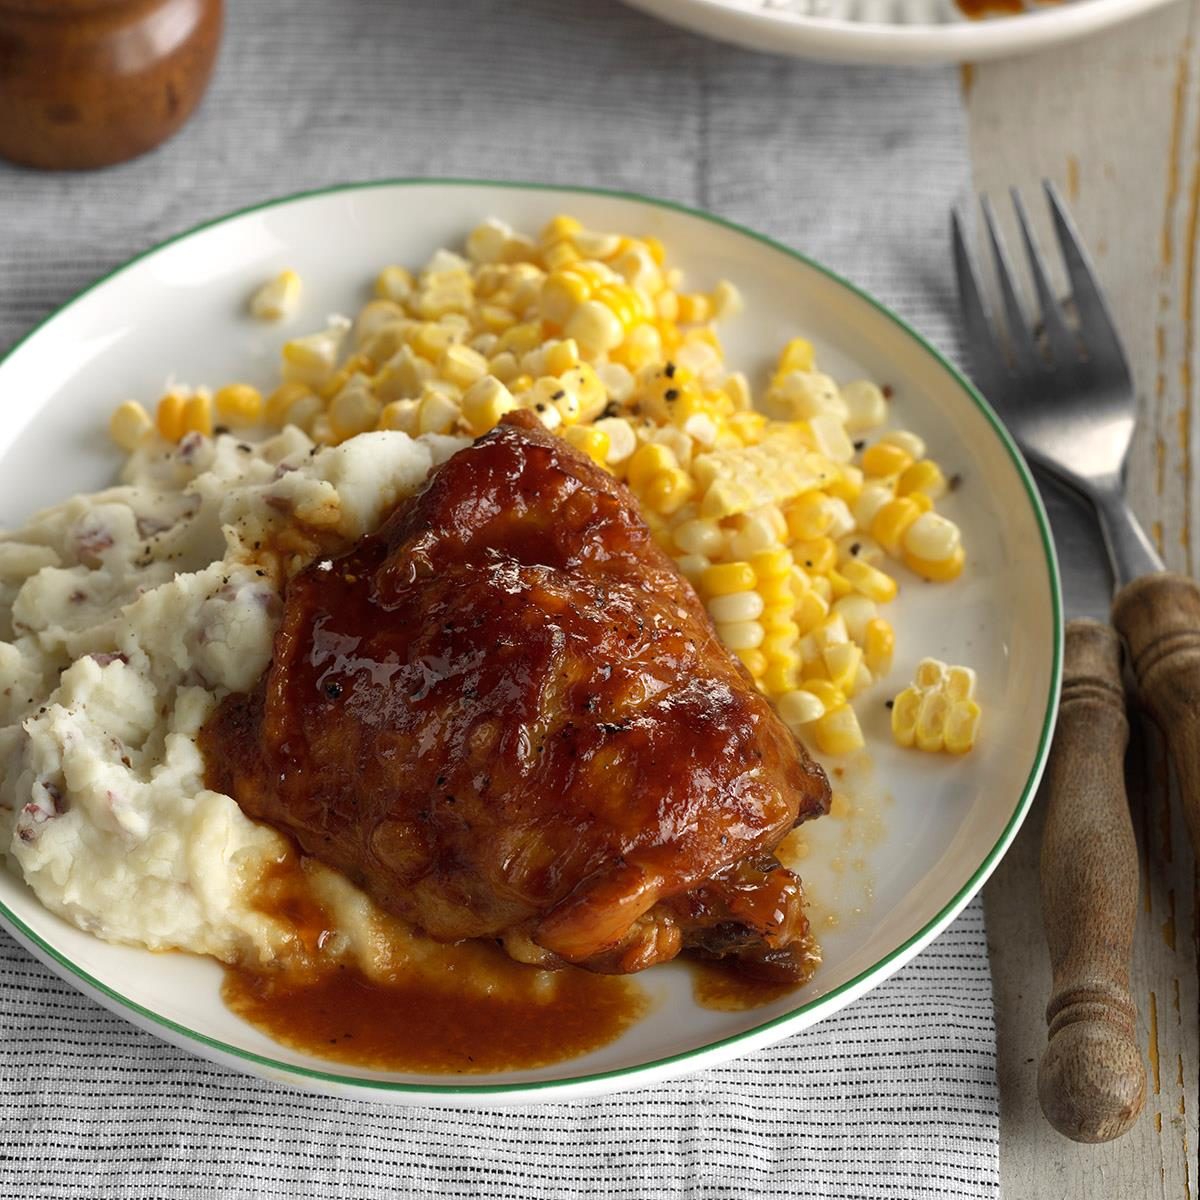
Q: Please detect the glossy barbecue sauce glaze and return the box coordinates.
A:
[205,413,825,1069]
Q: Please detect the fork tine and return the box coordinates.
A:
[1010,188,1080,369]
[951,209,1007,390]
[980,195,1038,372]
[1043,180,1132,382]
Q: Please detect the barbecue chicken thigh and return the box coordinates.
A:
[203,411,830,978]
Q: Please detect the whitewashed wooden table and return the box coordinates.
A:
[966,6,1200,1193]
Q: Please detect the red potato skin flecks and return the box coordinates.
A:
[201,411,830,978]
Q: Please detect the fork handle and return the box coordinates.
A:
[1038,619,1145,1143]
[1112,571,1200,861]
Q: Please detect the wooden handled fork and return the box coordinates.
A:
[951,182,1200,1142]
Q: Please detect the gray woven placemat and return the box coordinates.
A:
[0,2,994,1196]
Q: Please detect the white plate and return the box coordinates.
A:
[625,0,1178,64]
[0,180,1061,1105]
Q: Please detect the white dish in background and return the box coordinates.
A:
[0,180,1061,1105]
[625,0,1178,64]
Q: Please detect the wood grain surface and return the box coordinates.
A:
[967,3,1200,1193]
[1039,620,1146,1143]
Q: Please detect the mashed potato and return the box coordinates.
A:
[0,426,464,964]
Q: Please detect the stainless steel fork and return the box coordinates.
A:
[952,182,1161,584]
[954,184,1200,1146]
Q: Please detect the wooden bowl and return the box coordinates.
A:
[0,0,223,171]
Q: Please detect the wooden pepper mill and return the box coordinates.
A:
[0,0,223,170]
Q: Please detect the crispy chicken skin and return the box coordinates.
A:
[202,411,830,977]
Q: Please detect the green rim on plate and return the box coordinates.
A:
[0,178,1064,1096]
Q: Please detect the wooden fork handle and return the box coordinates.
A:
[1112,571,1200,862]
[1038,619,1146,1143]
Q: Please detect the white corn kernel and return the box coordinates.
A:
[565,300,624,357]
[674,553,711,581]
[808,412,855,463]
[852,483,894,531]
[466,218,515,265]
[766,371,847,422]
[711,280,744,318]
[594,416,636,464]
[832,594,878,644]
[777,688,825,732]
[109,401,153,450]
[674,517,725,557]
[841,380,888,432]
[881,429,926,460]
[707,591,765,624]
[717,620,765,651]
[826,497,856,540]
[417,390,462,435]
[903,512,962,562]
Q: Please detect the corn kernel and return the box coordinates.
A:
[460,376,517,435]
[794,588,829,634]
[593,417,637,464]
[701,561,757,597]
[250,269,302,321]
[864,618,895,675]
[786,492,835,541]
[871,497,924,557]
[792,537,837,576]
[841,380,887,432]
[736,648,768,679]
[861,441,914,477]
[903,512,962,562]
[564,424,611,467]
[904,544,966,582]
[676,293,711,323]
[892,658,979,753]
[539,215,583,246]
[109,401,153,450]
[824,642,863,693]
[777,688,825,731]
[841,557,899,604]
[897,459,948,500]
[717,620,765,651]
[180,392,213,438]
[265,381,313,424]
[378,399,419,434]
[627,442,678,490]
[750,548,793,581]
[827,464,864,504]
[708,591,765,624]
[881,429,926,460]
[417,390,461,435]
[812,705,865,756]
[777,337,815,375]
[214,383,264,426]
[643,468,694,515]
[945,700,983,754]
[439,343,489,390]
[375,265,414,302]
[329,383,381,441]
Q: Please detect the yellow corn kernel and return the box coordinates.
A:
[181,392,213,438]
[701,561,757,597]
[736,648,768,679]
[214,383,264,427]
[786,492,834,542]
[378,399,419,434]
[827,464,864,504]
[458,376,516,435]
[109,401,153,451]
[827,568,853,599]
[565,299,625,357]
[763,659,799,696]
[915,690,952,752]
[375,265,414,303]
[792,537,836,577]
[478,304,517,333]
[642,235,666,265]
[540,338,579,376]
[627,442,678,490]
[840,557,899,604]
[539,215,583,246]
[509,373,534,394]
[542,240,580,270]
[155,393,185,441]
[863,618,895,676]
[328,385,381,441]
[794,588,829,634]
[904,544,966,582]
[812,705,865,756]
[800,678,844,711]
[282,391,324,433]
[861,442,914,477]
[540,270,592,324]
[281,325,345,387]
[643,468,694,515]
[750,548,793,582]
[777,337,815,375]
[417,389,461,435]
[823,642,863,693]
[593,283,649,329]
[871,497,924,557]
[676,293,711,323]
[760,603,797,634]
[891,686,921,747]
[655,290,680,321]
[897,459,948,500]
[610,323,663,372]
[265,382,313,425]
[250,269,302,320]
[495,322,544,357]
[945,700,982,754]
[564,424,612,468]
[438,343,489,390]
